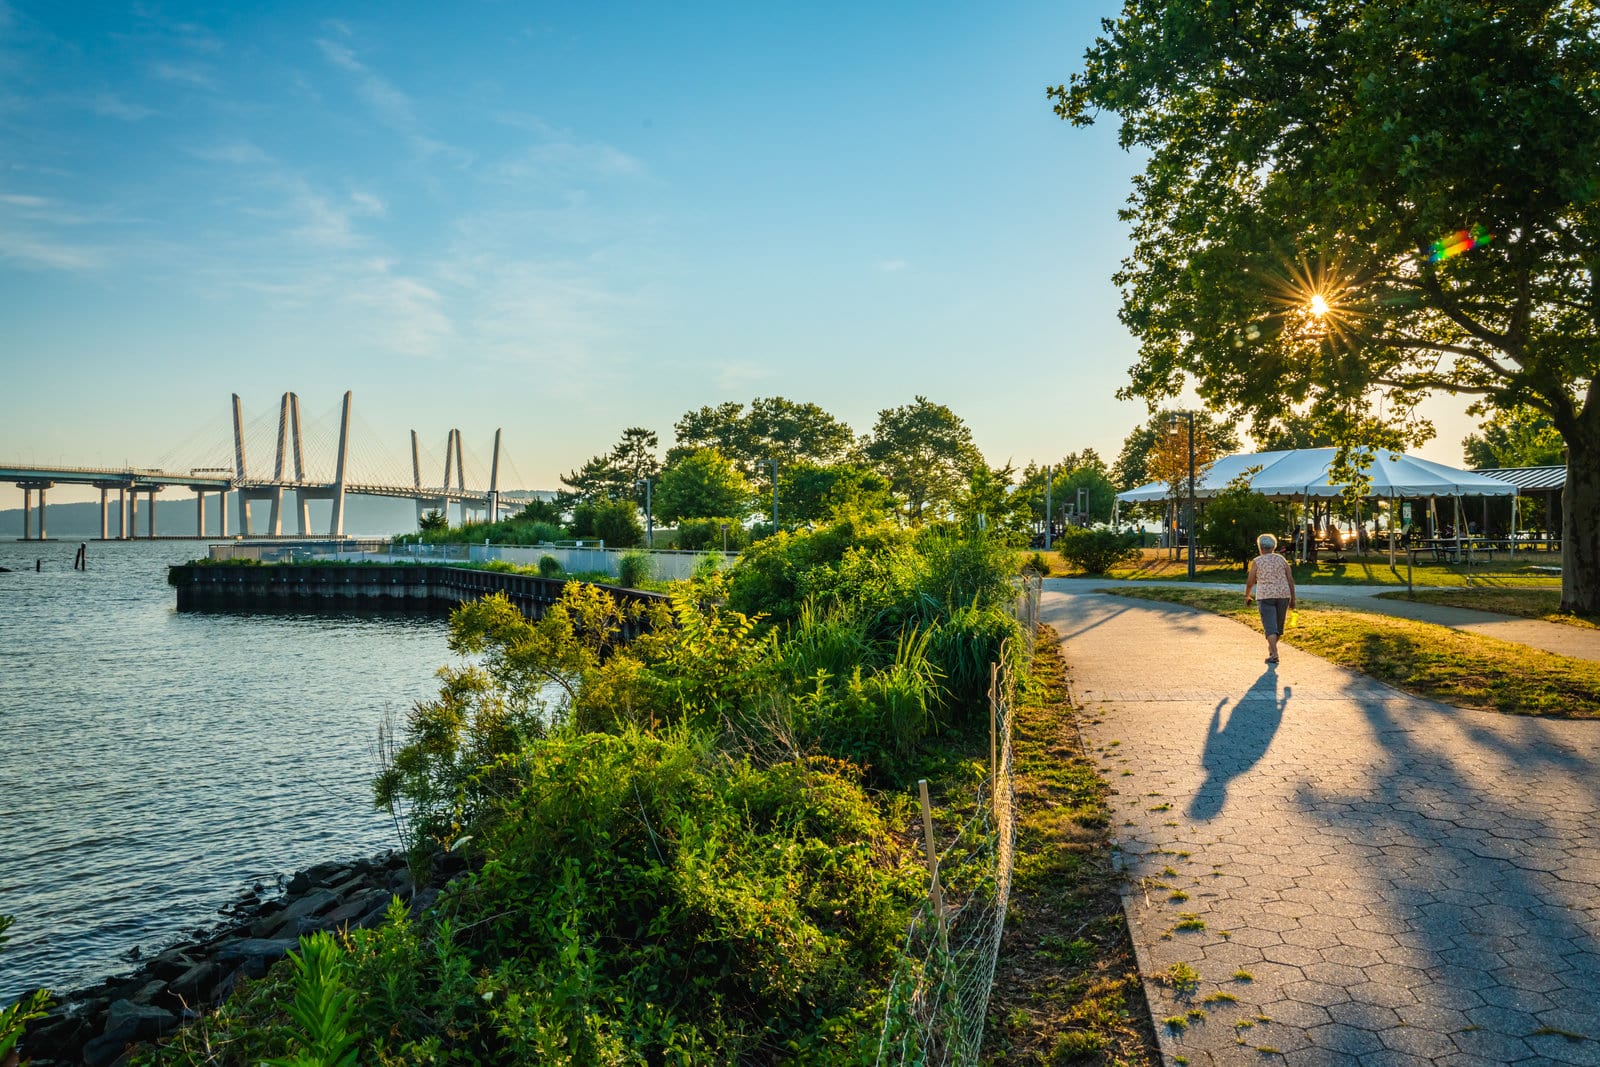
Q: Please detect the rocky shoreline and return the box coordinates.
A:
[20,850,454,1067]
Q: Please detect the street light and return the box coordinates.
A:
[1169,410,1197,579]
[635,478,653,548]
[719,522,729,554]
[1044,465,1053,549]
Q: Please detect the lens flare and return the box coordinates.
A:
[1308,294,1330,318]
[1428,224,1493,264]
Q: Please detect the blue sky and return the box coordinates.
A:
[0,1,1476,499]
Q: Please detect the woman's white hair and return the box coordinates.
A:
[1257,533,1277,551]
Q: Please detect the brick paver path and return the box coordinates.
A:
[1044,589,1600,1066]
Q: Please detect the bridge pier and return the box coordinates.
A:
[18,481,52,540]
[146,488,157,538]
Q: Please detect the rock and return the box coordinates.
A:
[324,888,393,928]
[213,937,298,964]
[104,998,176,1042]
[128,979,166,1005]
[247,911,293,939]
[304,861,347,886]
[278,888,340,924]
[82,1026,138,1067]
[149,948,195,981]
[285,870,312,895]
[168,962,221,1005]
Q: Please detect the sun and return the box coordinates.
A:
[1308,293,1330,318]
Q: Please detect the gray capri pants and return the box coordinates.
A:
[1257,598,1290,637]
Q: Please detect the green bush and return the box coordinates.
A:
[1056,526,1142,574]
[538,554,563,577]
[1198,485,1287,564]
[616,550,652,589]
[676,516,748,551]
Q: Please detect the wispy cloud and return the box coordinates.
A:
[874,259,908,273]
[149,61,215,90]
[190,139,271,165]
[494,113,644,184]
[88,93,156,121]
[346,272,453,357]
[315,32,456,160]
[0,228,106,270]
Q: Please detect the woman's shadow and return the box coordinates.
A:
[1187,670,1291,821]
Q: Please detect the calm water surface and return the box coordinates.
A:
[0,540,453,1001]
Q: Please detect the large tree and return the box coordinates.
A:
[654,448,752,524]
[860,397,984,523]
[670,397,855,474]
[1058,0,1600,612]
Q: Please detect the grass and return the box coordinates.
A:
[982,629,1160,1065]
[1375,587,1598,629]
[1103,586,1600,717]
[1030,548,1563,588]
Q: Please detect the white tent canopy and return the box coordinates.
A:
[1116,448,1519,503]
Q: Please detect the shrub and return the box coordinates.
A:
[1056,526,1141,574]
[616,550,652,589]
[1198,484,1286,564]
[370,732,919,1065]
[676,517,748,552]
[538,554,563,577]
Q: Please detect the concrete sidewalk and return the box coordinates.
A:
[1046,588,1600,1066]
[1044,577,1600,662]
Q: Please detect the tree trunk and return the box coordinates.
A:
[1561,414,1600,615]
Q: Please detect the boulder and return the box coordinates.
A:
[213,938,298,964]
[324,888,393,928]
[168,961,221,1005]
[278,888,340,923]
[104,998,176,1040]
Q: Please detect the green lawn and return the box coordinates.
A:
[1036,549,1563,589]
[1102,586,1600,717]
[1375,587,1598,629]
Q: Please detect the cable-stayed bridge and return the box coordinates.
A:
[3,391,544,540]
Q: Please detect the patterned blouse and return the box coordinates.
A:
[1251,552,1294,600]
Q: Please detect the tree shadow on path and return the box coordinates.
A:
[1187,668,1290,821]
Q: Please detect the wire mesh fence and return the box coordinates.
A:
[874,631,1021,1066]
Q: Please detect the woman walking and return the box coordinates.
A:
[1244,533,1296,665]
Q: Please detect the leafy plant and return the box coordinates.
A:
[1,914,52,1067]
[1056,526,1141,574]
[266,933,360,1067]
[1198,481,1286,564]
[538,554,562,577]
[616,550,652,589]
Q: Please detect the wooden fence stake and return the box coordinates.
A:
[917,779,947,942]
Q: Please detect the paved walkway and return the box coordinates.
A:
[1044,578,1600,662]
[1045,588,1600,1066]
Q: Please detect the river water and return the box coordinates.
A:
[0,539,453,1002]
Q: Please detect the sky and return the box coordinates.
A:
[0,0,1482,502]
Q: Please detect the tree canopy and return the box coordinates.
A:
[670,397,855,474]
[1463,405,1568,470]
[654,448,752,524]
[1111,412,1239,492]
[860,397,985,523]
[1059,0,1600,610]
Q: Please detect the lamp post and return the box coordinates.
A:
[635,478,653,548]
[1044,465,1053,549]
[1170,411,1197,578]
[720,522,729,554]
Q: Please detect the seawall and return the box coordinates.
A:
[168,563,666,634]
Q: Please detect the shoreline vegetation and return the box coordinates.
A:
[16,517,1128,1065]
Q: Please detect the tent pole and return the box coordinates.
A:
[1388,495,1396,566]
[1511,492,1518,555]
